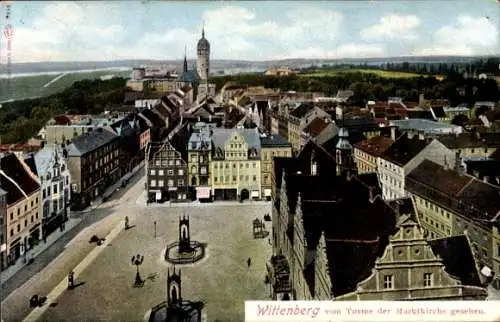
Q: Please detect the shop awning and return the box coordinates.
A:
[197,187,211,199]
[264,189,272,197]
[251,190,259,198]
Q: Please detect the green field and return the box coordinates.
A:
[0,69,131,102]
[299,69,444,80]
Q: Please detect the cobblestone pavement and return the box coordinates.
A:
[0,172,145,322]
[39,202,272,322]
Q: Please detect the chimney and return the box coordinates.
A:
[368,187,376,203]
[394,201,400,217]
[390,127,396,140]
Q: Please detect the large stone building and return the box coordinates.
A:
[34,144,71,239]
[187,122,212,201]
[66,128,121,210]
[260,134,292,201]
[0,153,42,266]
[406,159,500,288]
[210,128,261,201]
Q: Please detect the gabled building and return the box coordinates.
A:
[67,128,121,210]
[378,133,456,200]
[335,204,488,300]
[288,103,330,153]
[187,122,212,200]
[0,153,41,266]
[210,128,261,201]
[34,144,71,239]
[146,140,189,203]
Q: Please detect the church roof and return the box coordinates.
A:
[177,69,200,84]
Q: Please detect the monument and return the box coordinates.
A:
[147,267,205,322]
[165,215,205,264]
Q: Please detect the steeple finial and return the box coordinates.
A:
[202,21,205,38]
[183,45,188,73]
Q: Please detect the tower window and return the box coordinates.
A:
[383,275,393,289]
[423,273,433,287]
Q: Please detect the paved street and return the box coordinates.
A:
[38,202,272,322]
[0,170,145,322]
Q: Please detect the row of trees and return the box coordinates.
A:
[213,72,499,107]
[0,77,128,144]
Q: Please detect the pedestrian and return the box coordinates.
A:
[247,257,251,268]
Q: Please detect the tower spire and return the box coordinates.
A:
[183,44,188,73]
[202,21,205,38]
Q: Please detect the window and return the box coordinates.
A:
[253,175,257,181]
[17,224,20,232]
[253,162,256,168]
[150,180,157,187]
[10,229,13,237]
[31,216,34,223]
[423,273,433,287]
[168,180,174,187]
[167,170,173,175]
[24,219,27,227]
[383,275,393,289]
[178,179,184,186]
[159,170,164,176]
[200,167,207,175]
[178,169,184,175]
[10,212,13,220]
[232,176,236,182]
[158,180,164,187]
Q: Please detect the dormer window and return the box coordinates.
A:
[311,151,317,175]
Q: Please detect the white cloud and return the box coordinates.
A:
[415,16,499,56]
[360,14,421,41]
[11,3,126,62]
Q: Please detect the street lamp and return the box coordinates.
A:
[131,253,144,287]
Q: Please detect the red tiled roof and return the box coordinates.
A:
[303,118,330,137]
[354,136,395,157]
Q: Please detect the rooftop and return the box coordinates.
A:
[260,134,291,148]
[34,145,64,178]
[436,132,500,149]
[211,128,261,150]
[0,153,40,204]
[354,135,395,157]
[67,128,119,157]
[381,133,430,166]
[303,118,330,137]
[390,119,462,134]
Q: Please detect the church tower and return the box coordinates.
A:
[335,127,354,176]
[196,26,210,82]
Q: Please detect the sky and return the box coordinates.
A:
[0,1,499,63]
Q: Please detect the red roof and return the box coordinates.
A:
[354,136,395,157]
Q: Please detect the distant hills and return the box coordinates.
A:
[4,56,495,75]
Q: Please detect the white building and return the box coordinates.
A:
[378,133,456,201]
[34,144,71,238]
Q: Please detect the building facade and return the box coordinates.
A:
[354,136,394,174]
[0,188,7,270]
[187,122,212,200]
[146,141,188,203]
[34,145,71,239]
[335,215,488,300]
[67,129,121,210]
[405,159,500,288]
[211,128,261,201]
[378,133,455,201]
[0,153,42,266]
[260,134,292,200]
